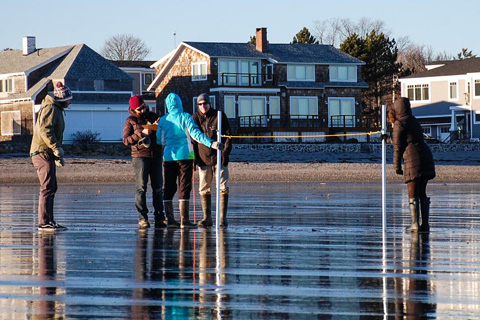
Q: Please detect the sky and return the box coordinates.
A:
[2,0,479,61]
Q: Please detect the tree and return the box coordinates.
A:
[292,27,318,44]
[249,35,256,44]
[340,30,401,113]
[101,34,150,61]
[456,48,476,60]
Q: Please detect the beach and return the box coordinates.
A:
[1,147,479,184]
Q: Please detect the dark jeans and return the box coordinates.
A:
[132,157,163,221]
[32,153,57,225]
[163,160,193,201]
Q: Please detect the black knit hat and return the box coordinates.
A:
[197,93,210,104]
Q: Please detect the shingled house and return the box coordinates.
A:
[0,37,133,149]
[147,28,369,142]
[399,58,480,142]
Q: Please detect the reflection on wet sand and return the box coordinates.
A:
[131,228,229,319]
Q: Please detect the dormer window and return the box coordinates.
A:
[287,64,315,81]
[0,78,14,93]
[192,62,208,81]
[329,65,357,82]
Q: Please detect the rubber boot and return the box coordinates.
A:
[164,200,180,228]
[179,200,197,229]
[419,197,430,233]
[220,193,229,228]
[198,194,212,228]
[405,198,419,232]
[154,211,167,228]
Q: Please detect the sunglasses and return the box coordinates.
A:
[197,102,209,106]
[135,104,146,112]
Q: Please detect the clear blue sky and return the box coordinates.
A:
[3,0,479,60]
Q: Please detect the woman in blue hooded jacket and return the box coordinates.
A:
[157,93,222,228]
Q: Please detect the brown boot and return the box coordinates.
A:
[179,200,197,229]
[220,193,229,228]
[198,194,212,228]
[164,200,180,228]
[419,197,430,233]
[405,198,419,232]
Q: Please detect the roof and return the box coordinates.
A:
[0,45,73,75]
[411,101,461,117]
[278,81,368,89]
[184,41,364,64]
[110,60,156,69]
[403,57,480,79]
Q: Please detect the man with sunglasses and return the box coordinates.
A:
[192,93,232,228]
[123,95,164,229]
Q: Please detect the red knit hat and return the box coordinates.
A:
[129,95,144,110]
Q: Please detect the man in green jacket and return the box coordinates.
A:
[30,81,72,230]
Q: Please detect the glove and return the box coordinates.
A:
[53,147,64,158]
[138,136,151,148]
[396,168,403,175]
[380,134,389,141]
[55,157,65,167]
[211,141,224,151]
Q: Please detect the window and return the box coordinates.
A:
[407,84,429,101]
[475,80,480,97]
[269,97,280,119]
[218,59,261,86]
[329,65,357,82]
[328,98,355,127]
[449,82,458,100]
[238,97,266,127]
[266,64,273,81]
[287,64,315,81]
[192,62,208,81]
[219,59,238,85]
[422,127,431,135]
[224,96,236,118]
[144,73,153,85]
[0,78,14,93]
[290,97,318,119]
[1,110,21,135]
[192,95,216,113]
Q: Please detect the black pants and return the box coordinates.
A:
[163,160,193,200]
[407,178,428,199]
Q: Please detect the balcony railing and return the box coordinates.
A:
[329,115,356,128]
[218,72,275,87]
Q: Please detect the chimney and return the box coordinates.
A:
[256,27,267,53]
[22,36,36,55]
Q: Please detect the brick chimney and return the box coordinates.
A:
[22,36,36,55]
[256,27,267,53]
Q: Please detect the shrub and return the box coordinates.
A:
[71,130,101,153]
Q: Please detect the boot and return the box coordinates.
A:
[198,194,212,228]
[405,198,419,232]
[220,193,229,228]
[419,197,430,233]
[164,200,180,228]
[179,200,197,229]
[154,211,167,228]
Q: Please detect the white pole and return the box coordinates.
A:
[215,111,222,230]
[381,104,387,233]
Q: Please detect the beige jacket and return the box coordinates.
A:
[29,94,65,155]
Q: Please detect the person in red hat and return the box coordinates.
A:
[123,95,164,229]
[30,81,72,230]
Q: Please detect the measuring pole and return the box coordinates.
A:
[381,104,387,233]
[215,111,222,230]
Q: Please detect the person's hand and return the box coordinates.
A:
[380,134,389,141]
[138,136,151,148]
[211,142,224,151]
[396,168,403,175]
[55,157,65,167]
[53,147,64,158]
[142,128,151,136]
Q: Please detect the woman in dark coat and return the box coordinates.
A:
[391,97,435,232]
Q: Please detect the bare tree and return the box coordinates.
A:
[312,17,388,47]
[101,34,150,61]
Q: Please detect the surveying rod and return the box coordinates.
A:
[215,111,222,230]
[381,104,387,232]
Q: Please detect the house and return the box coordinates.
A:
[110,60,156,106]
[147,28,369,142]
[399,58,480,142]
[0,37,133,147]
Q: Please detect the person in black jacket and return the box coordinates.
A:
[391,97,436,233]
[123,95,164,229]
[192,93,232,228]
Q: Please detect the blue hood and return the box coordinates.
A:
[165,93,183,114]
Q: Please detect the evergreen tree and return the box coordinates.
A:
[340,30,401,114]
[292,27,318,44]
